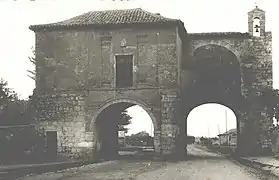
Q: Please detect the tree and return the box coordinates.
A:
[126,131,153,146]
[117,109,132,133]
[0,79,35,126]
[0,79,18,111]
[261,88,279,125]
[131,131,150,137]
[27,48,36,81]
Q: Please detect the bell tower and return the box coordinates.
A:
[248,5,266,37]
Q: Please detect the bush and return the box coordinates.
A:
[0,125,45,164]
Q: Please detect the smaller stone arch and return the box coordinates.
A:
[186,100,240,120]
[185,101,242,151]
[91,98,158,131]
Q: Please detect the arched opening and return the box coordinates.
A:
[186,103,238,154]
[253,17,261,37]
[93,101,155,160]
[192,44,242,101]
[182,44,242,156]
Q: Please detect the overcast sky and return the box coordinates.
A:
[0,0,277,137]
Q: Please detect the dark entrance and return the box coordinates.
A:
[46,131,57,158]
[115,55,133,88]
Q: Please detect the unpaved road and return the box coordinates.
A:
[18,145,277,180]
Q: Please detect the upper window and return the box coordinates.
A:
[115,55,133,88]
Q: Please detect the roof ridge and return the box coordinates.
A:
[29,8,183,31]
[87,7,142,13]
[139,8,177,21]
[55,8,145,24]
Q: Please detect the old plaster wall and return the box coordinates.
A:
[34,26,183,156]
[35,27,180,91]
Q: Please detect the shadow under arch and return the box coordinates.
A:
[90,98,158,160]
[191,43,243,95]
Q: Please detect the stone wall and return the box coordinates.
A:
[33,25,184,158]
[34,92,87,155]
[35,26,181,91]
[181,32,272,154]
[271,127,279,155]
[186,32,272,97]
[160,90,183,156]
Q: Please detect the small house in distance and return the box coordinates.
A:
[217,128,237,146]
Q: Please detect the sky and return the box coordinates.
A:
[0,0,277,137]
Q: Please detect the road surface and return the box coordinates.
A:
[18,144,277,180]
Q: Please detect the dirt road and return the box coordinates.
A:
[18,145,277,180]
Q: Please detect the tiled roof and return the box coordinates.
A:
[29,8,183,31]
[218,128,237,136]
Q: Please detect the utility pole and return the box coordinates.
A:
[217,124,221,145]
[225,109,229,146]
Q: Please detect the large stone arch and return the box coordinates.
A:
[191,42,244,95]
[191,41,241,60]
[89,97,161,159]
[91,97,158,130]
[183,42,246,153]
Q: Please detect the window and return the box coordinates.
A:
[115,55,133,88]
[100,36,112,46]
[253,17,261,37]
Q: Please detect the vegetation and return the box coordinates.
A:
[186,135,195,144]
[0,78,45,164]
[261,88,279,126]
[117,109,132,133]
[27,49,36,81]
[0,79,35,126]
[125,131,154,146]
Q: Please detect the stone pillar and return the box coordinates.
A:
[160,91,181,159]
[92,120,101,160]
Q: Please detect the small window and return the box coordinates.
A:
[100,36,112,46]
[115,55,133,88]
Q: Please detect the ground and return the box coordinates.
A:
[18,145,277,180]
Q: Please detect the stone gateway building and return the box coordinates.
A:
[29,6,272,159]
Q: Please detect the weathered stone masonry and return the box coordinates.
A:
[30,6,272,158]
[30,8,187,158]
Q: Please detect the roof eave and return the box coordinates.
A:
[29,21,181,32]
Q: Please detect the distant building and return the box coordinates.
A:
[195,137,201,144]
[217,128,237,146]
[211,137,220,145]
[118,131,126,147]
